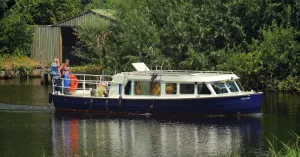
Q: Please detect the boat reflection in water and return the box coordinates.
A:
[52,113,265,157]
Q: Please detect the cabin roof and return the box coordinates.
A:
[112,63,239,83]
[113,70,239,83]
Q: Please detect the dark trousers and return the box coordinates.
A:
[54,78,61,92]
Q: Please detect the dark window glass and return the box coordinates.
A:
[134,81,161,95]
[180,84,195,94]
[125,81,132,95]
[212,82,228,94]
[198,83,211,94]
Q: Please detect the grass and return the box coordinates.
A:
[221,132,300,157]
[0,54,41,70]
[266,132,300,157]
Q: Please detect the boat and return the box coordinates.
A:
[49,62,263,115]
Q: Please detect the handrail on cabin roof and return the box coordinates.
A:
[119,70,234,76]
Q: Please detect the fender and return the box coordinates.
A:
[48,93,53,103]
[118,95,122,108]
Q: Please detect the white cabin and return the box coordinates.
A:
[106,63,250,99]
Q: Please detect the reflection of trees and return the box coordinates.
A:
[261,92,300,151]
[262,114,300,151]
[0,79,52,105]
[0,112,52,157]
[52,116,263,156]
[0,78,41,85]
[262,92,300,114]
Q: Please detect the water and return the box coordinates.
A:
[0,79,300,157]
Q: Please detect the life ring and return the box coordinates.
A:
[70,74,78,94]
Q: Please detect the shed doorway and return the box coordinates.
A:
[60,27,82,65]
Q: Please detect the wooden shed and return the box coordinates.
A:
[31,9,115,65]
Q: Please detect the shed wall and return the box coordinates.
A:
[31,26,62,62]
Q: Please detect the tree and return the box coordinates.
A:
[217,24,300,90]
[0,2,34,55]
[73,17,111,67]
[53,0,82,23]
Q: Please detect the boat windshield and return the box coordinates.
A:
[211,82,228,94]
[226,81,239,92]
[236,80,244,91]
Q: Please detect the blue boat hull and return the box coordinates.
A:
[51,93,263,115]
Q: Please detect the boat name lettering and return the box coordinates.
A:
[241,97,250,100]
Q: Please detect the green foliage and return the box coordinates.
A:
[0,3,34,55]
[23,0,82,24]
[216,51,262,90]
[71,64,102,74]
[278,76,300,92]
[72,0,300,91]
[83,0,124,10]
[113,2,170,70]
[52,0,82,23]
[217,24,300,91]
[0,0,90,56]
[73,17,110,64]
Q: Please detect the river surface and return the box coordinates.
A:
[0,79,300,157]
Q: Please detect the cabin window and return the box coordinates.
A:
[134,81,161,96]
[227,81,239,92]
[236,80,244,91]
[124,81,132,95]
[212,82,228,94]
[198,83,211,94]
[166,83,177,94]
[180,84,195,94]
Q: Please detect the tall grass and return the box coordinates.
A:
[0,54,40,70]
[266,132,300,157]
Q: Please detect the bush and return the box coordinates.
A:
[71,64,102,74]
[278,76,300,92]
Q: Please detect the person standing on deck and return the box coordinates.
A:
[60,59,71,95]
[51,58,61,94]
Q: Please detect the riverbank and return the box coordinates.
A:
[0,55,42,79]
[0,55,102,79]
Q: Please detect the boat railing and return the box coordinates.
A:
[121,70,233,76]
[52,73,114,97]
